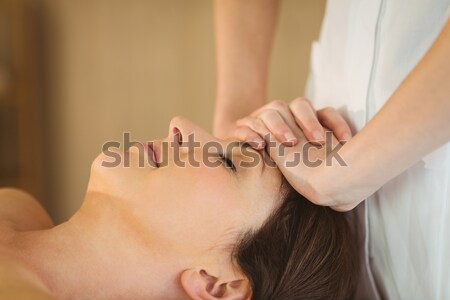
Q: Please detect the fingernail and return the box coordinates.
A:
[313,130,325,142]
[284,132,297,143]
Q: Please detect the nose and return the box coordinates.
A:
[168,116,214,146]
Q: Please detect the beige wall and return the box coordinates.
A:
[42,0,325,223]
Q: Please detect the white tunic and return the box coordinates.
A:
[306,0,450,299]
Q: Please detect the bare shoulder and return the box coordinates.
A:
[0,189,55,299]
[0,247,54,300]
[0,188,54,235]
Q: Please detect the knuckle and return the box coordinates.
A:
[239,132,252,141]
[235,117,251,127]
[269,99,286,109]
[259,108,278,119]
[254,118,265,129]
[293,96,311,105]
[290,97,309,110]
[234,127,254,141]
[254,118,268,133]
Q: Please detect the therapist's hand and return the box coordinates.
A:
[233,97,352,149]
[231,97,355,210]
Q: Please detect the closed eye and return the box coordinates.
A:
[219,154,236,172]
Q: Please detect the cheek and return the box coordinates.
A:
[161,167,241,221]
[137,166,246,252]
[153,163,238,206]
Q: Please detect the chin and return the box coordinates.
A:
[93,147,124,169]
[88,152,122,194]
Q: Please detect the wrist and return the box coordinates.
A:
[304,143,356,208]
[309,140,380,210]
[213,96,266,138]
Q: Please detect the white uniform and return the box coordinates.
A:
[306,0,450,299]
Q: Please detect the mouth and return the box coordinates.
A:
[146,141,160,168]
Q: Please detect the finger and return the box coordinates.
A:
[236,117,292,173]
[232,126,265,149]
[257,109,298,145]
[250,99,287,118]
[252,100,304,144]
[252,100,296,130]
[236,116,271,146]
[317,107,352,143]
[289,97,325,144]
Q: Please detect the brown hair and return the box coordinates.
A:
[233,178,358,300]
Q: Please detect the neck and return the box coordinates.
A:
[10,193,187,300]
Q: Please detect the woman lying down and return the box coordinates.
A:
[0,116,358,300]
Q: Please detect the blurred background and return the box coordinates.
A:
[0,0,325,223]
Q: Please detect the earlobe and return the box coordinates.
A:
[180,269,251,300]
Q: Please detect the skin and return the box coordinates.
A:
[213,0,280,138]
[0,116,286,300]
[213,0,352,146]
[213,0,450,211]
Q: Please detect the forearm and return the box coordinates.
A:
[213,0,280,137]
[329,19,450,204]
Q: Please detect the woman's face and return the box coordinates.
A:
[88,116,283,260]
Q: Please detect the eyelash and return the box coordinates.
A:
[220,154,236,172]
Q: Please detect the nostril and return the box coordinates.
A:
[172,127,182,145]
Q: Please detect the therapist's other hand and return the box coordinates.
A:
[231,98,355,211]
[233,97,352,149]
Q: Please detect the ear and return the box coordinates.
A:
[180,269,251,300]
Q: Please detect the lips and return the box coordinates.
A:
[147,141,160,168]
